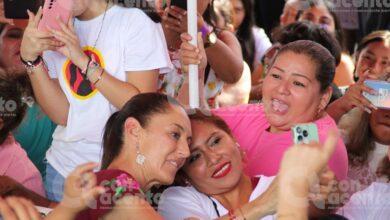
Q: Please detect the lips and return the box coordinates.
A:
[212,162,232,179]
[271,98,289,114]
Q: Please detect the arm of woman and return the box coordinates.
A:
[0,176,55,208]
[206,30,244,84]
[21,9,69,126]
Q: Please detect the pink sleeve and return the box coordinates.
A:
[317,118,349,181]
[4,141,46,196]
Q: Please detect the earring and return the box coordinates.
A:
[135,141,146,165]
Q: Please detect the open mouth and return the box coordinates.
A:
[271,98,289,114]
[212,162,232,179]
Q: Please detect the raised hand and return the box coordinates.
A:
[20,7,64,62]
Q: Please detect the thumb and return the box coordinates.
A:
[322,130,339,162]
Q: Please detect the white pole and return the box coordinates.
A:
[187,0,199,108]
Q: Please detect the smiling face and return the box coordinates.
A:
[137,105,192,185]
[370,109,390,145]
[182,120,243,195]
[0,22,26,75]
[356,41,390,79]
[299,4,335,34]
[262,51,330,132]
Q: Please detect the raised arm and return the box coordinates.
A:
[20,8,69,126]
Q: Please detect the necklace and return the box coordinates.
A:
[92,0,110,50]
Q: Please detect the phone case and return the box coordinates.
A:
[292,123,319,144]
[363,80,390,110]
[38,0,73,32]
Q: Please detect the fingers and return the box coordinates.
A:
[169,6,187,19]
[18,198,41,220]
[83,186,106,202]
[56,17,78,42]
[322,130,339,161]
[33,7,43,28]
[0,197,17,220]
[72,162,99,178]
[180,32,192,42]
[5,197,30,220]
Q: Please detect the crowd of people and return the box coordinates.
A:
[0,0,389,219]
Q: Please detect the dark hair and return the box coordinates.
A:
[234,0,256,71]
[203,0,218,28]
[173,109,234,187]
[272,21,341,66]
[356,30,390,54]
[101,93,182,169]
[272,40,336,92]
[0,76,28,144]
[297,0,346,52]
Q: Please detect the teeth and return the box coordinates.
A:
[214,164,229,177]
[272,99,288,113]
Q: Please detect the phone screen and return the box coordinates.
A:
[363,80,390,110]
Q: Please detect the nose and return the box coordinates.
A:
[205,149,222,166]
[276,79,290,95]
[371,61,385,78]
[177,140,190,159]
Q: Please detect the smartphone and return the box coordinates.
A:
[3,0,39,19]
[38,0,73,32]
[292,123,319,144]
[363,80,390,110]
[170,0,187,10]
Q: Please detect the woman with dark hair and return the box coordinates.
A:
[297,0,355,87]
[20,0,171,201]
[231,0,271,73]
[76,93,192,219]
[327,30,390,122]
[251,21,343,102]
[0,19,57,179]
[158,110,336,219]
[208,40,348,182]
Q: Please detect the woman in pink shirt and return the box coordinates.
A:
[0,76,46,203]
[212,40,348,181]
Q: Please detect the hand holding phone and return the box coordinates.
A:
[292,123,319,144]
[363,80,390,110]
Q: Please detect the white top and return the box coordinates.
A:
[252,26,272,69]
[43,6,171,177]
[158,175,276,220]
[337,182,390,220]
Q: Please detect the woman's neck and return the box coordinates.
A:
[77,0,111,21]
[212,174,253,210]
[108,157,156,192]
[162,23,181,51]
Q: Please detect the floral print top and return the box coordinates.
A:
[158,50,224,109]
[76,169,142,220]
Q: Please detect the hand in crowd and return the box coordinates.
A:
[57,162,105,214]
[179,32,207,74]
[308,168,337,207]
[162,6,205,34]
[341,70,378,113]
[0,196,42,220]
[47,18,90,71]
[20,7,64,62]
[154,0,171,14]
[279,130,339,186]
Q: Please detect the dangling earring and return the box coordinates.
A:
[135,140,146,165]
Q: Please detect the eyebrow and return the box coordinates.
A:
[189,131,218,153]
[366,50,388,59]
[272,66,313,82]
[173,123,185,132]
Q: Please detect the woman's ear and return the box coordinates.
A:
[124,117,142,139]
[319,86,333,111]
